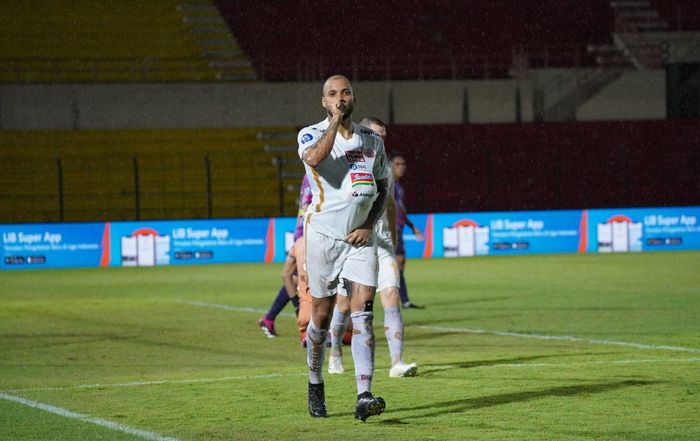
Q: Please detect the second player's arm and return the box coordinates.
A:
[281,253,298,299]
[346,178,389,246]
[386,190,398,247]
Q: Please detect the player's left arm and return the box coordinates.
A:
[281,252,298,298]
[346,178,389,246]
[405,216,424,241]
[386,183,398,247]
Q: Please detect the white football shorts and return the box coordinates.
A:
[305,222,378,298]
[376,235,400,292]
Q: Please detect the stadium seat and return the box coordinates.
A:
[0,128,302,223]
[0,0,255,83]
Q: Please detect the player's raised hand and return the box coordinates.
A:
[328,101,347,119]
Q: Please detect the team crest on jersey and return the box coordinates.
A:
[351,172,374,187]
[346,150,365,162]
[363,147,375,158]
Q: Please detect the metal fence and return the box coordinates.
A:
[0,152,304,224]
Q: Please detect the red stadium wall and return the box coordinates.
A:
[386,120,700,214]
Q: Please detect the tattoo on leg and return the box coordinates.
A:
[342,278,354,297]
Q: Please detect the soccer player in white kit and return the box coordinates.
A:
[327,117,418,379]
[298,75,390,421]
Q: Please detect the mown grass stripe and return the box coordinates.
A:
[178,299,700,354]
[5,358,698,393]
[0,392,179,441]
[417,325,700,353]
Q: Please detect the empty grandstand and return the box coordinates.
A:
[0,0,698,224]
[0,0,255,83]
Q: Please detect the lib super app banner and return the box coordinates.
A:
[585,206,700,253]
[428,209,584,258]
[3,206,699,270]
[1,222,107,269]
[107,218,272,267]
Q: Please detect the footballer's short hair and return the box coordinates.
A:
[359,116,386,128]
[389,151,405,161]
[322,75,352,96]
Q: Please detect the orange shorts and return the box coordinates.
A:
[291,237,311,337]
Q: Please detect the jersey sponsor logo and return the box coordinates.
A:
[351,172,374,187]
[300,133,314,144]
[352,190,374,198]
[363,147,375,158]
[350,163,367,171]
[345,150,365,162]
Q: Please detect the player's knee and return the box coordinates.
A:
[336,295,351,314]
[380,288,400,307]
[349,310,374,334]
[312,309,331,327]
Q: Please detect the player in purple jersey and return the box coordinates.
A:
[258,175,312,337]
[392,155,425,309]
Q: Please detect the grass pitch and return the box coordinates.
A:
[1,252,699,440]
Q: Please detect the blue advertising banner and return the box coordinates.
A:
[402,213,430,259]
[429,210,584,258]
[2,206,698,270]
[273,216,298,262]
[1,222,107,269]
[107,218,271,267]
[585,206,700,253]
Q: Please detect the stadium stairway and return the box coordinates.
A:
[0,128,302,224]
[535,0,700,121]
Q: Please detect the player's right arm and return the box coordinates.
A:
[300,105,345,167]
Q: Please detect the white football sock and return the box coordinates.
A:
[306,319,327,385]
[350,311,375,395]
[383,305,404,366]
[329,305,349,358]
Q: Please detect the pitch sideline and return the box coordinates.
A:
[416,325,700,353]
[0,392,179,441]
[178,299,700,354]
[4,358,699,393]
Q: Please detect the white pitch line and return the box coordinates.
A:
[497,357,700,367]
[179,299,700,354]
[0,392,179,441]
[5,358,699,394]
[416,325,700,354]
[175,300,296,317]
[7,372,308,393]
[429,357,700,371]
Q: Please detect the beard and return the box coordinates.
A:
[341,103,353,119]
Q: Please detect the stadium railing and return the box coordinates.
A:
[0,128,302,224]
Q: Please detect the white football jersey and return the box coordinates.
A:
[298,118,390,240]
